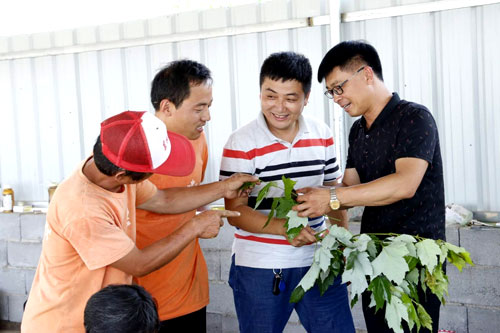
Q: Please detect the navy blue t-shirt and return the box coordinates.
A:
[346,93,445,240]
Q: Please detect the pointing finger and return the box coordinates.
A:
[218,210,241,218]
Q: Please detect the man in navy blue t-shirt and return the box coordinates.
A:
[294,40,445,333]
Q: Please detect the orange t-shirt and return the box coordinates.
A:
[21,158,156,333]
[135,133,209,320]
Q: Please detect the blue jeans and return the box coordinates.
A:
[229,256,355,333]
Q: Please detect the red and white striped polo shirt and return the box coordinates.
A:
[219,113,342,268]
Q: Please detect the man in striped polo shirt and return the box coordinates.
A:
[219,52,355,333]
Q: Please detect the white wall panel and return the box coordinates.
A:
[0,0,498,212]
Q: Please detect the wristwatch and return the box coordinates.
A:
[329,187,340,210]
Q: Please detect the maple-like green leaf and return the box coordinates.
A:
[401,293,418,331]
[385,295,408,333]
[318,269,337,296]
[254,181,277,210]
[286,225,303,241]
[351,293,359,308]
[329,225,354,246]
[372,242,409,285]
[276,198,295,218]
[368,275,392,312]
[286,210,309,229]
[420,268,427,293]
[424,264,448,303]
[439,243,449,264]
[314,247,334,272]
[405,256,419,271]
[416,239,442,272]
[405,267,419,286]
[281,175,297,200]
[263,197,279,229]
[298,262,320,291]
[391,234,417,243]
[352,234,372,252]
[321,233,338,250]
[416,303,433,331]
[444,242,474,269]
[342,251,373,299]
[290,285,305,303]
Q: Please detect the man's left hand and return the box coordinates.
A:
[222,174,259,199]
[293,187,331,218]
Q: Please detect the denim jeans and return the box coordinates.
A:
[229,256,355,333]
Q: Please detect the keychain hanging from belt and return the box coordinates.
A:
[272,269,286,295]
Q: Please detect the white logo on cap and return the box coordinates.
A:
[140,112,171,169]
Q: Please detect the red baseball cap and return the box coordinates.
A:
[100,111,195,176]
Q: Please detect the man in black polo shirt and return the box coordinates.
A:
[294,40,445,332]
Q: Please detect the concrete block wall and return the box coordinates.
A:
[0,213,44,323]
[2,212,499,333]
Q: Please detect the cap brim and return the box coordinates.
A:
[151,131,195,177]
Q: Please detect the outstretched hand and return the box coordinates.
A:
[222,174,260,199]
[293,187,331,218]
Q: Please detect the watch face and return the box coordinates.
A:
[330,200,340,210]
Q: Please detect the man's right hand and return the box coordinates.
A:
[190,210,241,239]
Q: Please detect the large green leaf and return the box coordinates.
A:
[329,225,354,246]
[290,285,306,303]
[281,175,297,200]
[298,262,321,291]
[276,198,296,218]
[372,242,409,285]
[416,239,442,272]
[416,303,433,331]
[254,181,277,210]
[368,275,392,312]
[424,264,448,303]
[385,295,408,333]
[286,210,309,229]
[263,197,279,229]
[314,247,334,272]
[342,251,373,299]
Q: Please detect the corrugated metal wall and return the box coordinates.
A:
[0,0,499,211]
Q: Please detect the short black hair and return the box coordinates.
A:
[259,52,312,95]
[84,284,160,333]
[93,136,151,182]
[150,59,212,110]
[317,40,384,82]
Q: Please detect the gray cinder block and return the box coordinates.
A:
[25,269,36,294]
[8,293,27,322]
[203,249,221,282]
[0,240,7,267]
[20,214,46,241]
[0,293,8,321]
[468,306,500,333]
[221,314,239,333]
[207,282,236,315]
[0,268,26,294]
[220,250,232,282]
[0,214,21,241]
[447,265,500,307]
[445,225,459,245]
[439,303,467,333]
[207,312,222,333]
[7,242,42,268]
[459,226,500,266]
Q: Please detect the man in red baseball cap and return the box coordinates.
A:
[22,110,257,333]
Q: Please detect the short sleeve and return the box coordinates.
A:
[135,180,157,206]
[394,108,438,164]
[63,217,135,270]
[323,133,342,182]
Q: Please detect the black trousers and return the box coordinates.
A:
[361,283,442,333]
[159,306,206,333]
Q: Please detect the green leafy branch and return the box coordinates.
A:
[253,175,305,241]
[253,176,474,333]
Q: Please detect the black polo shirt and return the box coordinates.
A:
[346,93,445,240]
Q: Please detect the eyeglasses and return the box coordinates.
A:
[324,66,366,99]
